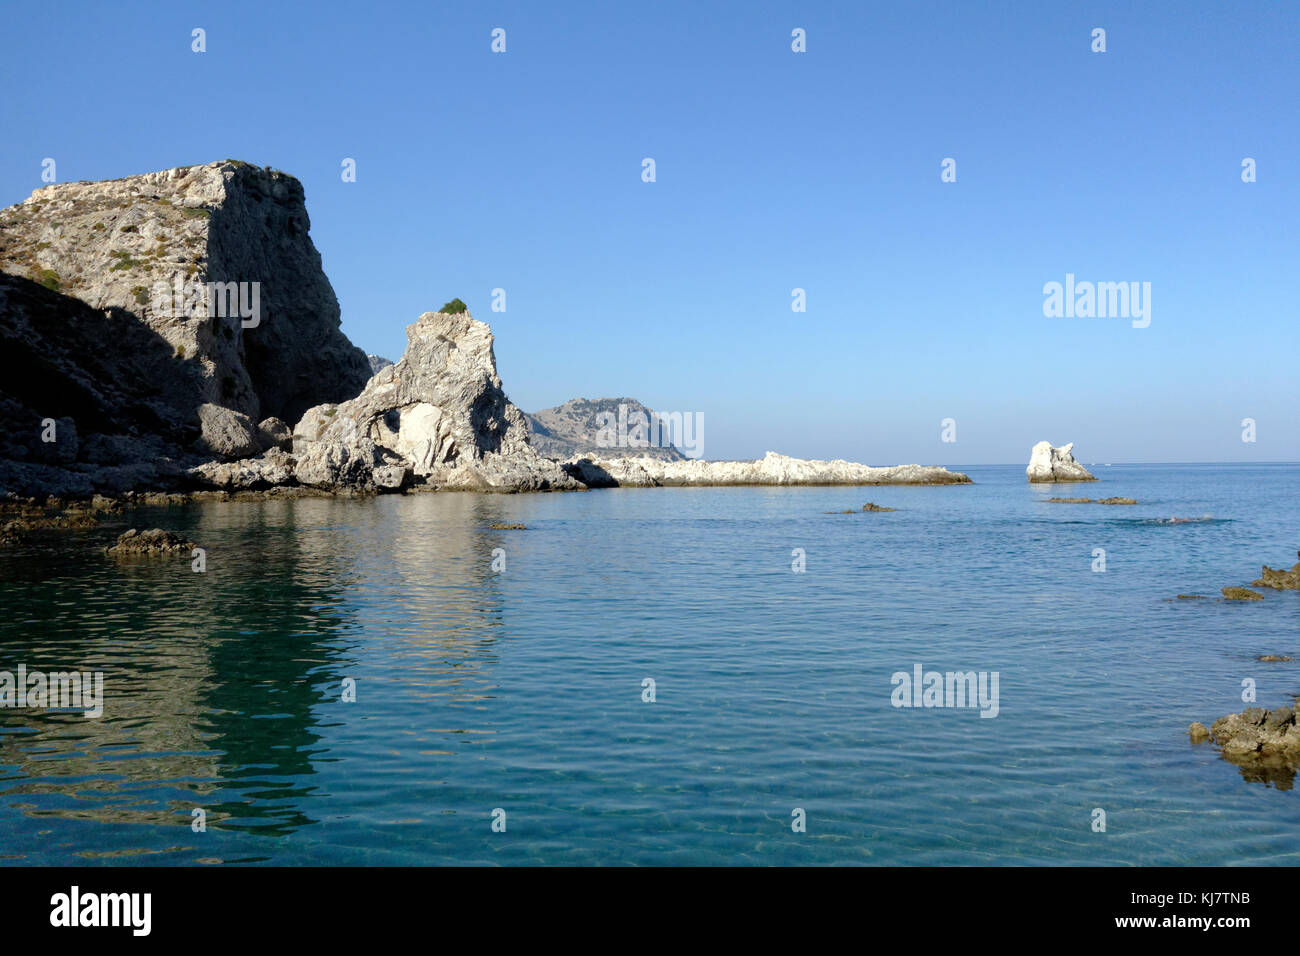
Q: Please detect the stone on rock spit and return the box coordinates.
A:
[1188,722,1211,743]
[196,403,261,460]
[862,502,896,512]
[105,527,195,557]
[1259,655,1293,662]
[488,523,526,530]
[1222,586,1264,602]
[1026,441,1097,483]
[257,417,293,452]
[1098,497,1137,505]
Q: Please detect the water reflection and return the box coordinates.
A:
[0,492,513,851]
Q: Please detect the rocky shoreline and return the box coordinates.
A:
[0,161,972,502]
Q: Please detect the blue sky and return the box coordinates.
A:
[2,0,1296,463]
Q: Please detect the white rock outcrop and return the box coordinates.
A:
[565,451,971,487]
[1026,441,1097,482]
[282,308,579,492]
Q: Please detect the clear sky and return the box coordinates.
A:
[2,0,1296,464]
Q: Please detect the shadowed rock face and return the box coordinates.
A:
[0,271,199,496]
[1026,441,1097,482]
[0,160,370,426]
[525,398,687,461]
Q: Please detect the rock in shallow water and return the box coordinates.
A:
[105,527,195,556]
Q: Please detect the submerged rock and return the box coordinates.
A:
[105,527,195,556]
[1026,441,1097,483]
[861,502,896,512]
[488,523,525,530]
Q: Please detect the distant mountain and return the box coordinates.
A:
[525,398,687,461]
[367,354,393,376]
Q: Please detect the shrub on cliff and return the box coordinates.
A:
[439,298,468,315]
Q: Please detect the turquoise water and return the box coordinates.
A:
[0,463,1297,865]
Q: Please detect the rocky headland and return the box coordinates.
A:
[0,160,972,502]
[525,397,687,462]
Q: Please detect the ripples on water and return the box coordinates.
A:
[0,464,1297,865]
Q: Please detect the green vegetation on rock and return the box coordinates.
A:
[439,298,468,315]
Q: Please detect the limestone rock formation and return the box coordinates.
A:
[191,308,580,493]
[562,451,971,487]
[367,355,394,377]
[1026,441,1097,482]
[0,160,370,426]
[526,398,688,461]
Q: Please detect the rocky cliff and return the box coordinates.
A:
[0,160,370,428]
[526,397,687,461]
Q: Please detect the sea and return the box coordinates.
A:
[0,462,1296,865]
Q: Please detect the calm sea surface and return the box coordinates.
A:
[0,463,1297,865]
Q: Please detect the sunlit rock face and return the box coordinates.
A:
[286,310,579,492]
[1026,441,1096,483]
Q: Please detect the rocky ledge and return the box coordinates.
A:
[1026,441,1097,482]
[562,452,970,488]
